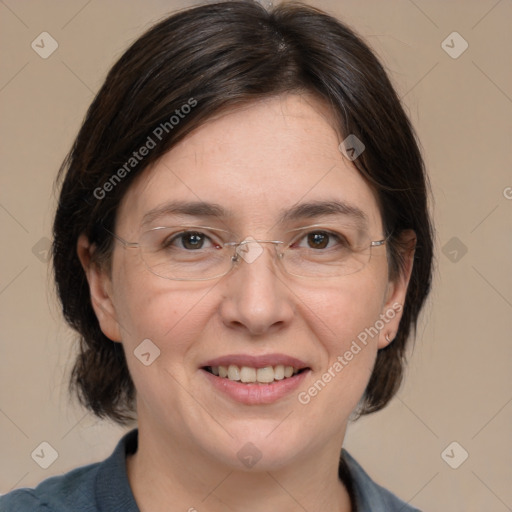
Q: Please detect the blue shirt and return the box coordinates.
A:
[0,429,421,511]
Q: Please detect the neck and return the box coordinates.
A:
[127,421,352,512]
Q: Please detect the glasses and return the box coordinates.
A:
[108,224,388,281]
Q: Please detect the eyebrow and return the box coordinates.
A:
[141,201,229,228]
[278,199,368,228]
[141,199,368,229]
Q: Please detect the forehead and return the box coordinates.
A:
[117,94,383,234]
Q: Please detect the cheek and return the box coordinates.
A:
[296,274,387,408]
[304,272,387,349]
[111,256,211,359]
[111,274,214,419]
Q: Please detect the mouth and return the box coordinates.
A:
[203,364,308,384]
[200,354,311,405]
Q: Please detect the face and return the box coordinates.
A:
[80,94,411,470]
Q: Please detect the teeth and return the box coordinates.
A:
[274,365,285,380]
[210,364,303,384]
[256,367,274,383]
[228,365,241,381]
[240,366,256,383]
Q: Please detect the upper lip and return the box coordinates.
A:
[201,353,309,369]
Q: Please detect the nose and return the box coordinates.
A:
[218,241,295,336]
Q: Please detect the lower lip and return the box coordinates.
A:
[201,369,310,405]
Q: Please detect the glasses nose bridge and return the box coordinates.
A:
[228,238,285,269]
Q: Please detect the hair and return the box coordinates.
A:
[52,0,433,424]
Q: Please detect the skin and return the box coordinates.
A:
[78,93,414,512]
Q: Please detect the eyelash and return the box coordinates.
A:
[293,230,350,249]
[163,229,351,250]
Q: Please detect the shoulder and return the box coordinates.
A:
[0,462,101,512]
[0,429,139,512]
[0,489,46,511]
[342,449,422,512]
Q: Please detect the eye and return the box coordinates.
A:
[163,230,219,251]
[293,230,350,250]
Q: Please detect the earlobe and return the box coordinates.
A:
[77,234,121,342]
[377,229,416,349]
[385,333,394,344]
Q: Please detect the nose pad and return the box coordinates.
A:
[231,238,286,274]
[235,237,265,265]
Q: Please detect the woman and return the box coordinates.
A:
[0,1,433,510]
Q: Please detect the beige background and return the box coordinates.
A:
[0,0,511,510]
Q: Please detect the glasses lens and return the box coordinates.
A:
[281,227,374,278]
[136,225,382,280]
[139,227,232,280]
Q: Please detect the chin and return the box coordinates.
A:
[197,420,311,471]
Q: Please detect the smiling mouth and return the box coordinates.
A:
[203,365,308,384]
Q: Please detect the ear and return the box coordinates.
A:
[77,234,122,342]
[377,229,416,349]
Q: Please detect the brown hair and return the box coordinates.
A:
[53,0,433,424]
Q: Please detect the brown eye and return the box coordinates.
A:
[181,232,206,250]
[293,230,349,250]
[307,232,329,249]
[163,231,215,250]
